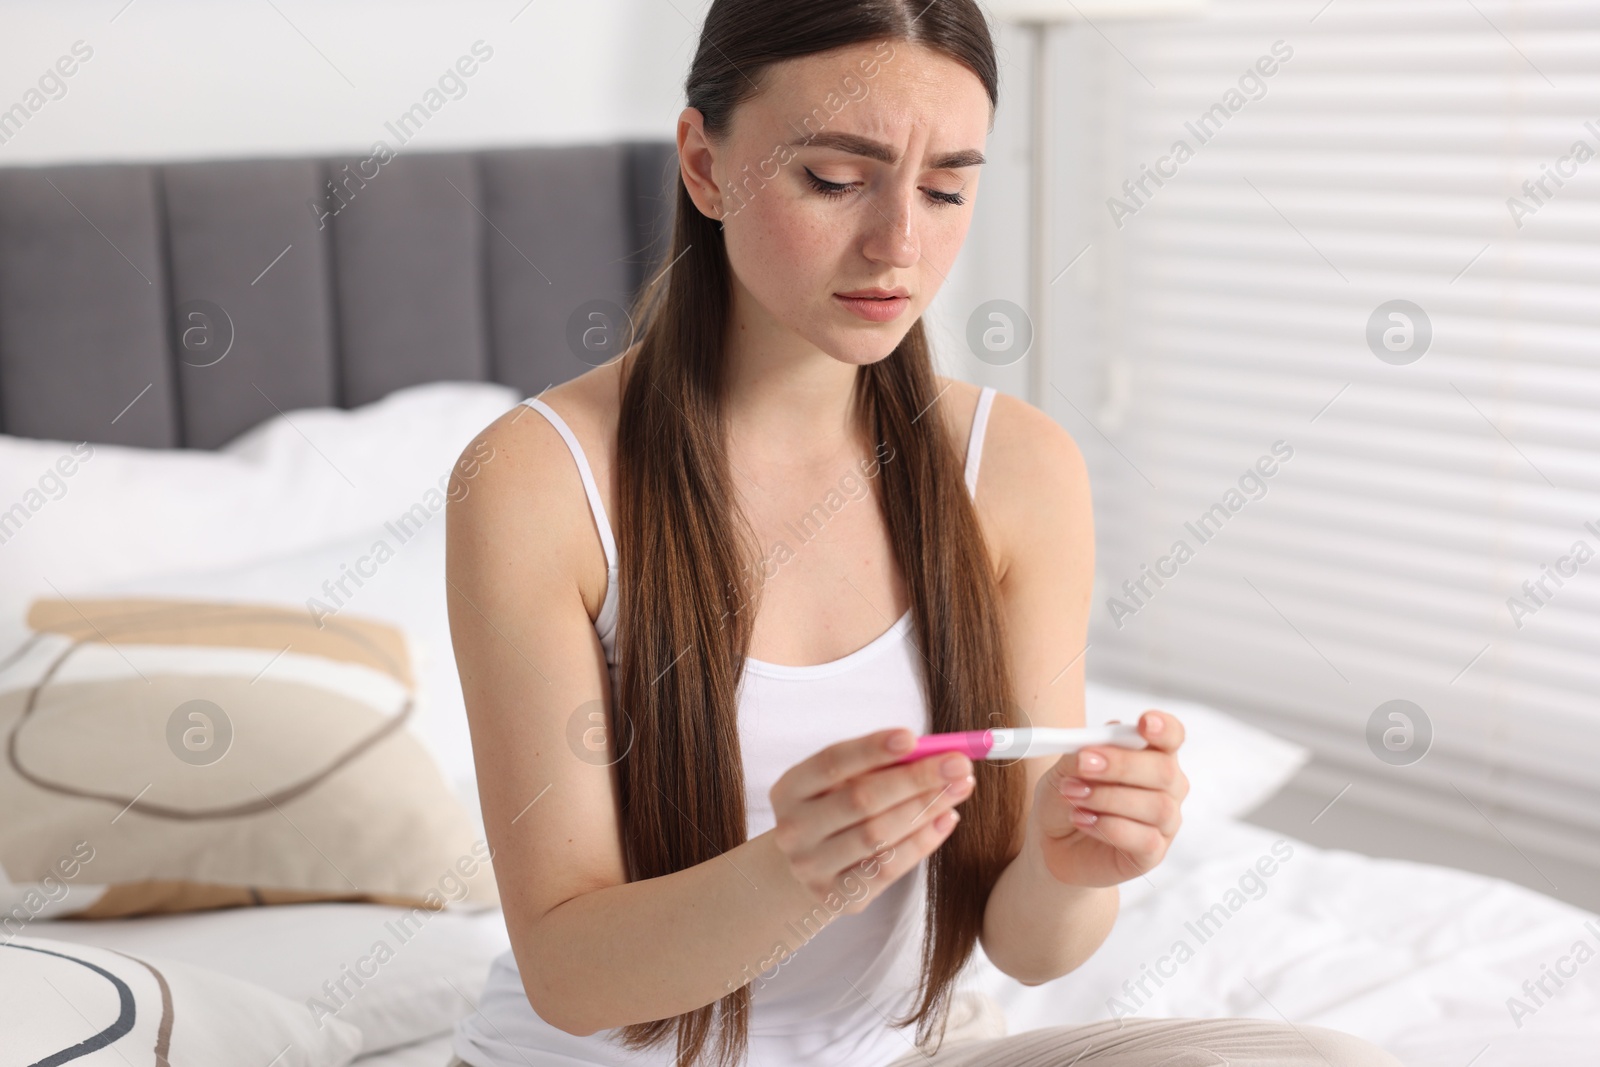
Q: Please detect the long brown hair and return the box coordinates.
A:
[610,2,1022,1064]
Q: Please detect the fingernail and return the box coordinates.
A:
[941,755,970,779]
[1147,713,1164,734]
[887,730,914,752]
[952,774,975,793]
[936,810,959,831]
[1058,776,1091,798]
[1080,751,1107,773]
[1072,810,1098,826]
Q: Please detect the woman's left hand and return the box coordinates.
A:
[1027,710,1188,888]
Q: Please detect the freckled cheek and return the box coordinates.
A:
[924,213,969,264]
[916,223,967,292]
[735,203,841,298]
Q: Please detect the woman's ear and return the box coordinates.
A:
[677,107,725,223]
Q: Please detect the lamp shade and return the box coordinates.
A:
[986,0,1205,21]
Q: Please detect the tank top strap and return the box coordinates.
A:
[520,396,619,572]
[963,385,998,498]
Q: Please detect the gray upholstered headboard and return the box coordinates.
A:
[0,141,679,449]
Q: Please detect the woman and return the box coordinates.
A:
[443,1,1404,1065]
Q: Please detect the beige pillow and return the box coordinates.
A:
[0,597,498,919]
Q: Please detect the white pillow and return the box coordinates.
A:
[0,934,363,1066]
[27,903,511,1055]
[1084,680,1311,820]
[0,380,520,631]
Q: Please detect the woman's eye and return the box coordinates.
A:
[804,169,853,198]
[802,168,967,207]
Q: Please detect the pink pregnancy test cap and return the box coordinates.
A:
[895,729,994,764]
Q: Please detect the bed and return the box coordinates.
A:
[2,145,1597,1066]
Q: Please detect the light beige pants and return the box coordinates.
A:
[447,991,1405,1066]
[878,990,1405,1066]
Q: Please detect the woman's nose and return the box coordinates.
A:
[862,188,919,267]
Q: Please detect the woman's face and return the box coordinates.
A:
[679,39,992,368]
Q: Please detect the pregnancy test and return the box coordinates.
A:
[894,725,1147,763]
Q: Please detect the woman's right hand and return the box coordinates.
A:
[768,728,975,916]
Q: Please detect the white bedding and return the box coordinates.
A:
[26,811,1599,1066]
[7,382,1599,1065]
[354,1034,456,1067]
[975,813,1600,1066]
[27,902,511,1056]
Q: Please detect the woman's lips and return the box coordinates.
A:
[834,293,910,323]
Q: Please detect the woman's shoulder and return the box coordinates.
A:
[933,375,983,452]
[458,356,622,495]
[470,353,625,492]
[516,355,625,458]
[933,375,1090,579]
[449,357,624,619]
[930,375,1081,478]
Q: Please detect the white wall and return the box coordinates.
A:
[0,0,691,162]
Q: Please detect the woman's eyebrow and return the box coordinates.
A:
[785,130,985,170]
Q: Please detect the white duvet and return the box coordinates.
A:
[975,813,1600,1067]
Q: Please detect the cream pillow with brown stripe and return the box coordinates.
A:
[0,597,498,919]
[2,934,363,1066]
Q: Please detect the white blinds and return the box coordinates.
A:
[1069,0,1600,865]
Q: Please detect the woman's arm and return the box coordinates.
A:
[983,848,1121,986]
[444,410,818,1034]
[445,406,963,1036]
[969,394,1122,984]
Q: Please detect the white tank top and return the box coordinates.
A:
[454,385,999,1067]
